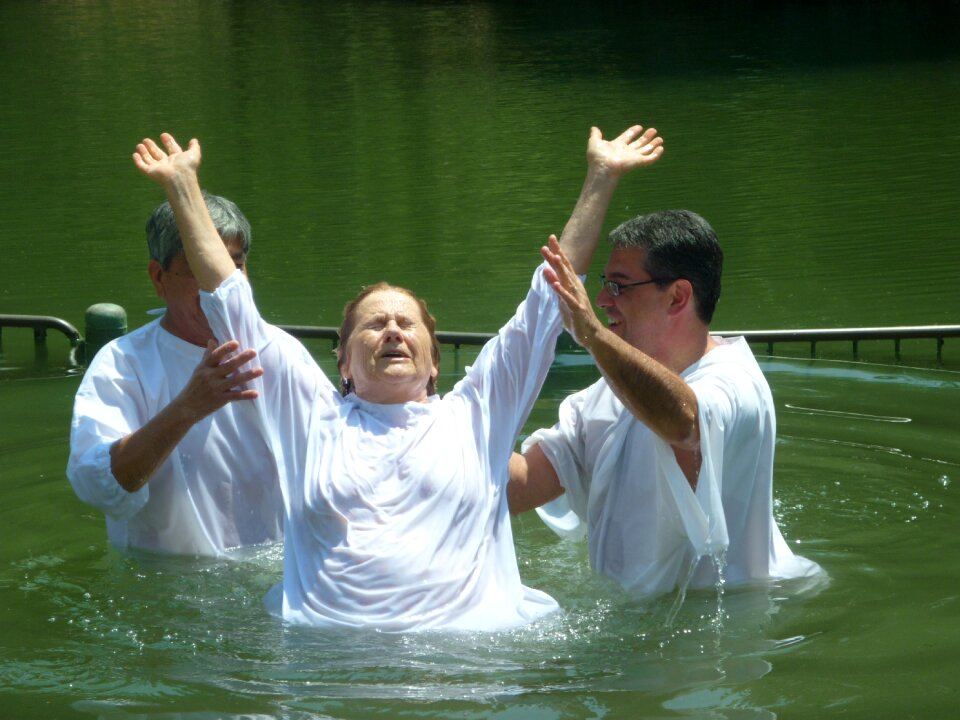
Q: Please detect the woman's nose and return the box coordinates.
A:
[383,320,403,337]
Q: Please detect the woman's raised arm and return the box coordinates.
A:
[133,133,236,291]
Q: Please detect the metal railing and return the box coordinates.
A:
[279,323,960,364]
[277,324,498,350]
[3,313,958,365]
[716,325,960,363]
[0,314,82,347]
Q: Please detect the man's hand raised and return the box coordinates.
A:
[133,133,202,187]
[586,125,664,178]
[175,339,264,423]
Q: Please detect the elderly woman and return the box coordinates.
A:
[133,126,663,632]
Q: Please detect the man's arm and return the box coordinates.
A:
[133,134,235,291]
[544,246,698,444]
[507,446,564,515]
[507,124,667,511]
[556,125,663,273]
[110,340,263,492]
[539,245,701,488]
[551,124,683,442]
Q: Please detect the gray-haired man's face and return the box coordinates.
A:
[148,236,247,346]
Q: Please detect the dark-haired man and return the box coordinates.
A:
[509,209,823,594]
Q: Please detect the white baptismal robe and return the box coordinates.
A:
[528,337,823,595]
[67,318,307,556]
[201,267,562,631]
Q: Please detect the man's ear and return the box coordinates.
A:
[148,260,166,300]
[666,279,694,316]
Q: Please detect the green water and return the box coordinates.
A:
[2,1,959,717]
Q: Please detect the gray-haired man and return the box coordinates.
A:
[67,194,310,556]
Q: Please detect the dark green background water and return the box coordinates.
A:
[2,1,958,718]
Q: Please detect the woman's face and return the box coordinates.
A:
[340,289,438,404]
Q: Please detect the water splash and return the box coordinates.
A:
[665,555,698,628]
[665,549,728,630]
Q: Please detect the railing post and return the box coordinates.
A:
[83,304,127,363]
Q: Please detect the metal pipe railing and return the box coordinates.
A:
[715,325,960,363]
[3,313,958,365]
[278,323,960,363]
[277,324,497,350]
[278,325,960,349]
[0,314,82,346]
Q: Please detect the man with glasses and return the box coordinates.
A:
[509,209,822,595]
[67,195,311,556]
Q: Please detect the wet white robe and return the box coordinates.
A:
[67,318,307,555]
[201,267,562,631]
[527,337,823,594]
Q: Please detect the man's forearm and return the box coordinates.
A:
[109,399,199,492]
[507,446,564,514]
[557,166,622,274]
[584,327,699,449]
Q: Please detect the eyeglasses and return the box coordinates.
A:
[599,274,671,297]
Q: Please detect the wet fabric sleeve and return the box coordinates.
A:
[656,358,771,573]
[455,263,565,474]
[200,271,338,531]
[652,387,732,562]
[200,271,337,423]
[66,347,150,520]
[686,362,766,572]
[200,271,276,364]
[522,387,591,537]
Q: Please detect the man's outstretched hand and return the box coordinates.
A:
[541,235,604,349]
[587,124,664,177]
[176,340,263,422]
[133,132,202,186]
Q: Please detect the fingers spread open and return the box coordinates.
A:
[217,349,258,375]
[141,137,166,161]
[614,124,644,144]
[160,132,182,154]
[639,127,658,143]
[229,367,264,387]
[206,339,240,363]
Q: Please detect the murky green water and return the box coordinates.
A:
[2,1,959,717]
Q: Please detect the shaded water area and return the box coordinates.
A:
[2,1,959,717]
